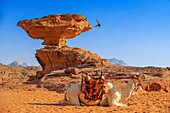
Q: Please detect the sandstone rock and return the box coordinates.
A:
[64,67,80,75]
[0,65,41,83]
[142,66,170,77]
[142,77,170,92]
[18,14,106,78]
[149,83,161,91]
[17,14,92,46]
[35,46,112,78]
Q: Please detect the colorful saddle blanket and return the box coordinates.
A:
[81,76,106,101]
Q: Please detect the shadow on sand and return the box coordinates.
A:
[28,103,70,106]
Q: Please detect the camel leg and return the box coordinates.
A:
[107,98,127,107]
[132,86,143,95]
[59,92,80,105]
[67,92,81,106]
[107,91,127,107]
[59,93,72,105]
[59,100,72,105]
[100,96,108,106]
[66,83,81,106]
[112,100,127,107]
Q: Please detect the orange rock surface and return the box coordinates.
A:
[17,14,92,46]
[0,64,170,113]
[18,14,112,78]
[35,46,111,78]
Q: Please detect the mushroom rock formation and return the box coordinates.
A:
[17,14,92,47]
[18,14,111,78]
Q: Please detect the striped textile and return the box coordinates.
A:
[81,76,106,101]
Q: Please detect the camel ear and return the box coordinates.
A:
[131,73,140,79]
[134,73,140,78]
[139,73,147,80]
[143,74,147,79]
[129,74,134,79]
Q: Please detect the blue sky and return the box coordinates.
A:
[0,0,170,67]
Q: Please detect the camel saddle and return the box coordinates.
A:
[80,75,106,102]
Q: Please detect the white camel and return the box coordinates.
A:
[59,73,146,107]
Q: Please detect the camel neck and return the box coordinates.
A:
[120,79,135,101]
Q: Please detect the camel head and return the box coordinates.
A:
[131,73,146,80]
[130,73,147,86]
[126,73,146,96]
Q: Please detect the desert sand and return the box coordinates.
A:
[0,65,169,113]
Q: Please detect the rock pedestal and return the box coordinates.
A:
[36,46,111,78]
[18,14,111,78]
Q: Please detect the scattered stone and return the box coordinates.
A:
[142,77,170,92]
[64,67,80,74]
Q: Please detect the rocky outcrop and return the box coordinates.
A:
[0,65,41,83]
[142,77,170,92]
[17,14,92,46]
[18,14,111,78]
[36,46,111,78]
[64,67,80,75]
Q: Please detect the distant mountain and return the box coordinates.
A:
[8,60,28,67]
[0,63,4,66]
[8,60,20,67]
[107,58,126,65]
[22,62,28,67]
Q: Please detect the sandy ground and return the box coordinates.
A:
[0,83,169,113]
